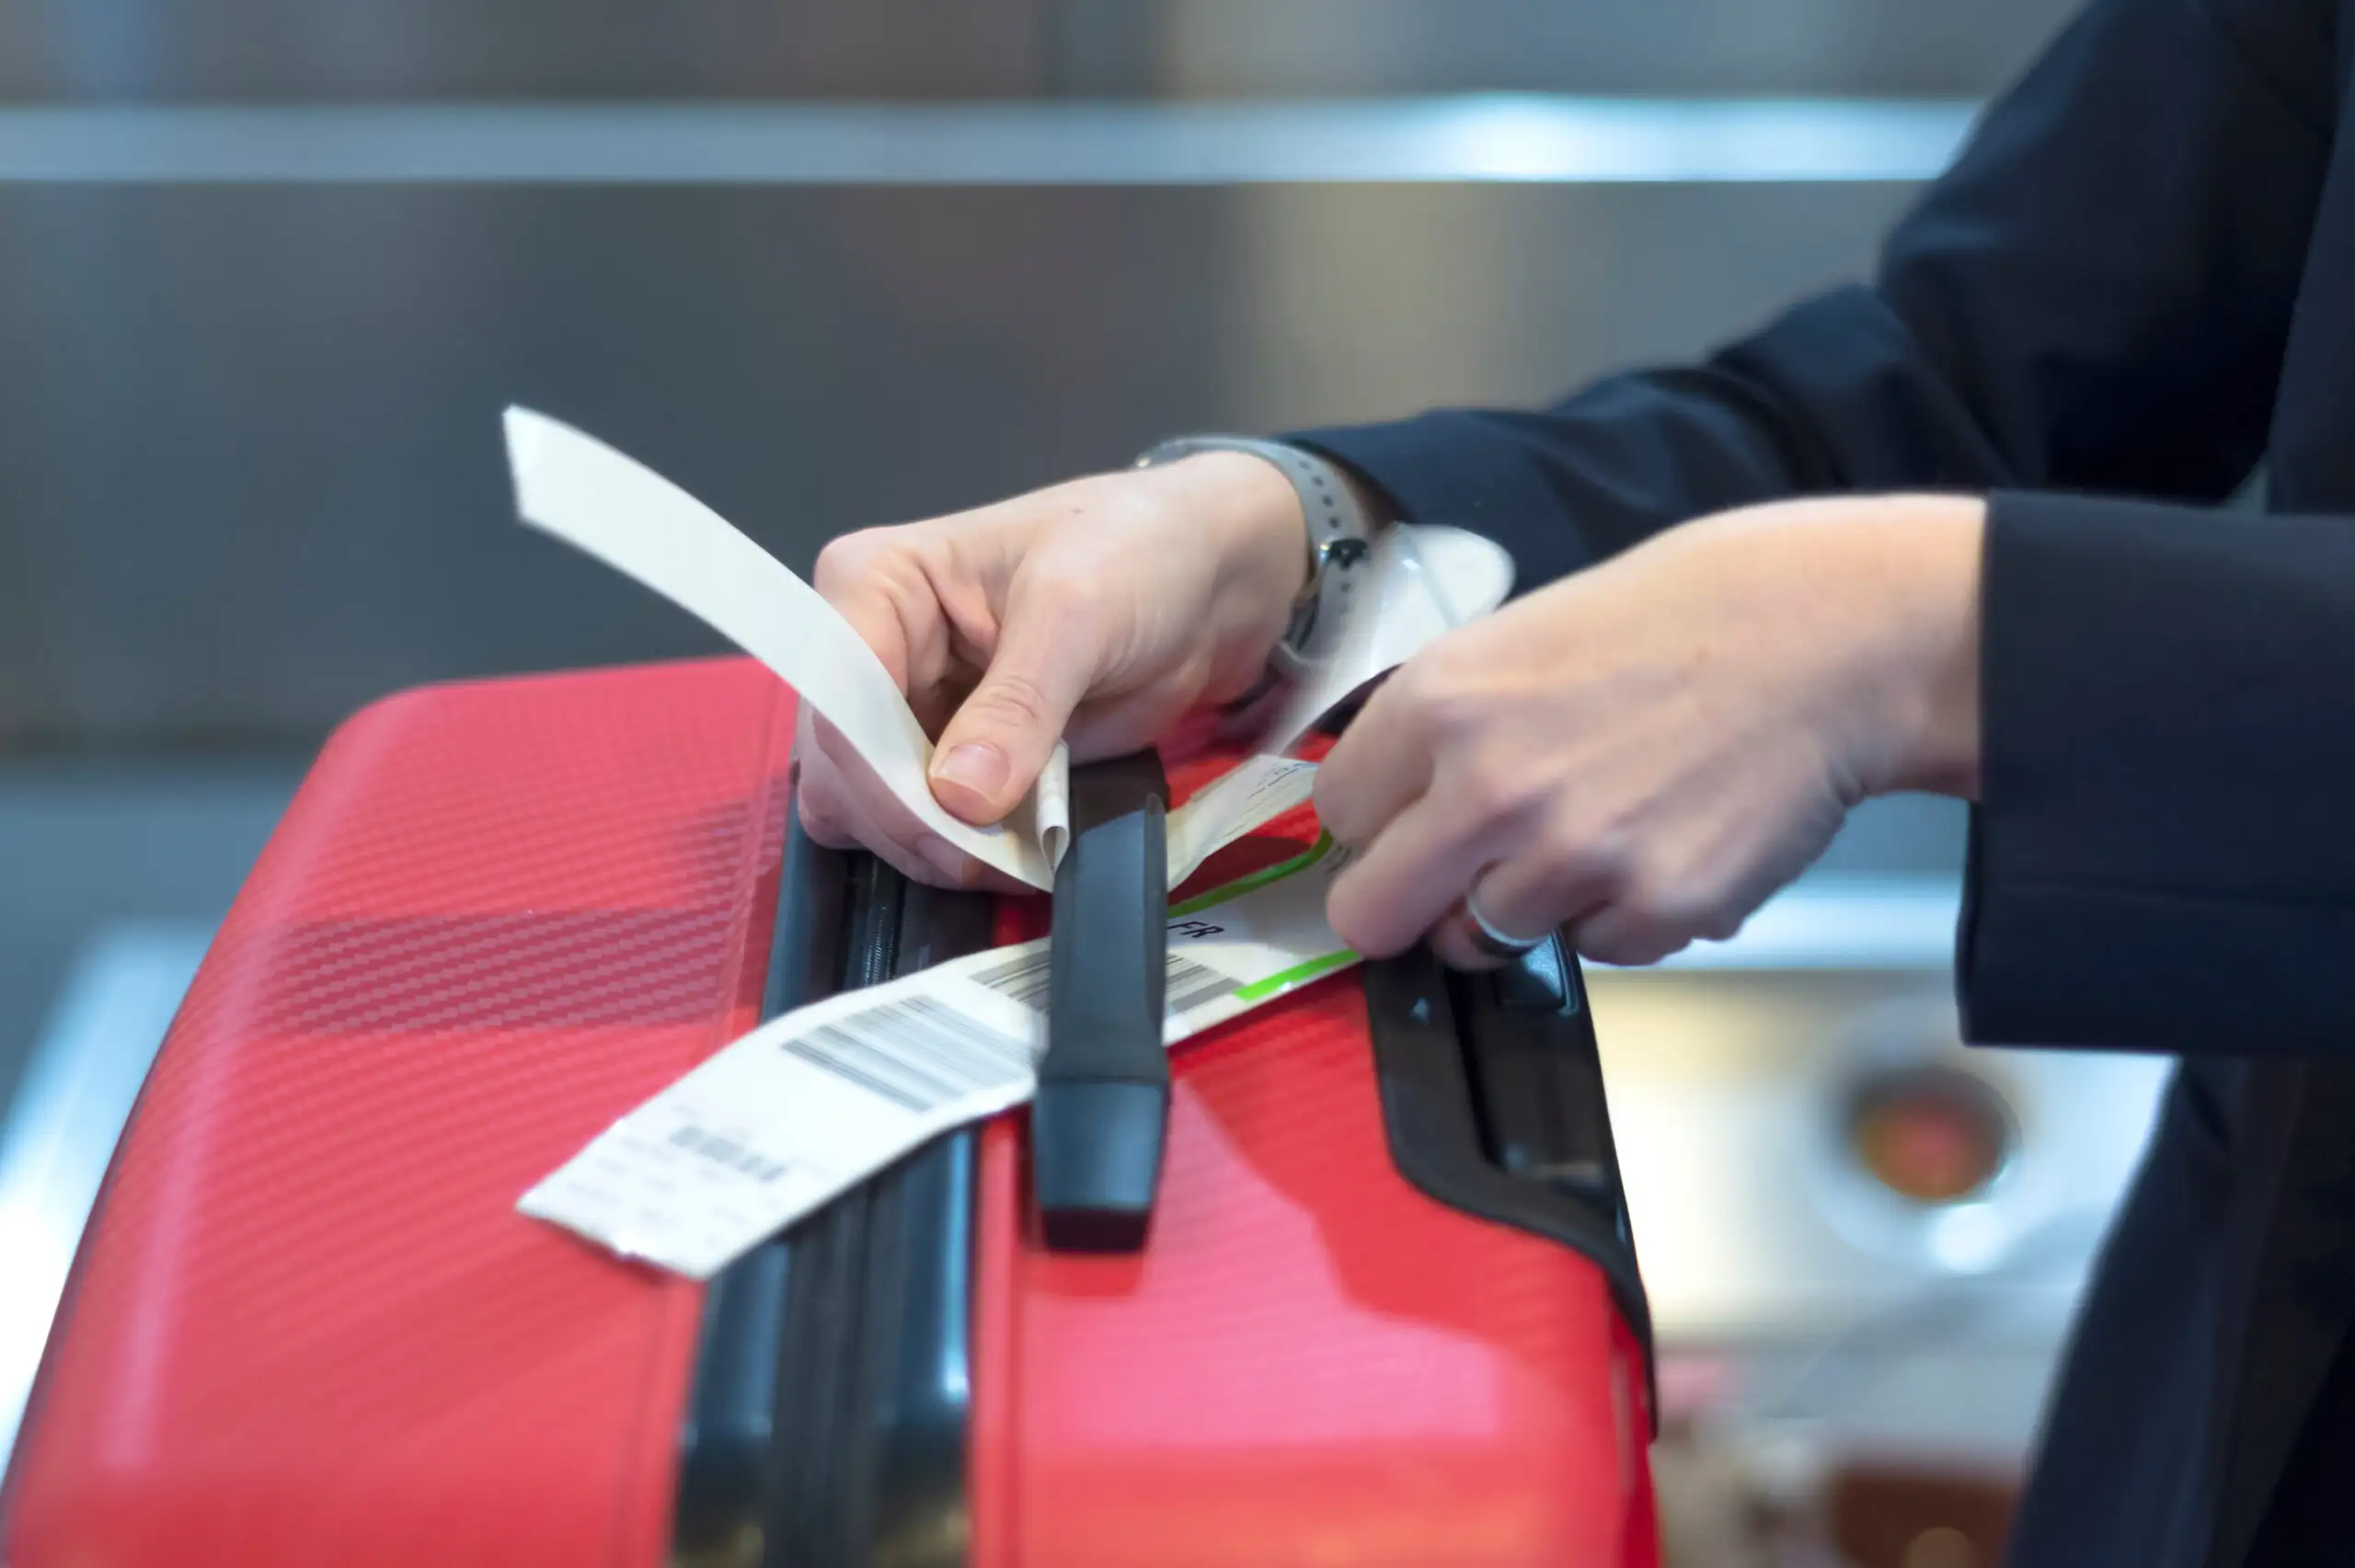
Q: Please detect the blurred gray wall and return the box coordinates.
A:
[0,0,2079,97]
[0,0,2085,752]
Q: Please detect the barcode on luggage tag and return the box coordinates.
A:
[782,994,1031,1115]
[668,1124,790,1184]
[969,948,1237,1017]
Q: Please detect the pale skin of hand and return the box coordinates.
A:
[796,452,1308,891]
[1313,493,1985,968]
[802,458,1985,969]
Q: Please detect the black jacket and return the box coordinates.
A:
[1292,0,2355,1562]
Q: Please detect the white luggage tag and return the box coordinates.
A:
[519,832,1361,1279]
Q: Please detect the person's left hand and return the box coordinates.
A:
[1314,494,1986,968]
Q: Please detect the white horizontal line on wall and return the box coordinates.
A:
[0,97,1980,185]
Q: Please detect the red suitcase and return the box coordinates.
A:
[2,657,1658,1568]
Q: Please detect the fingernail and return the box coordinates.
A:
[931,743,1009,803]
[917,835,971,884]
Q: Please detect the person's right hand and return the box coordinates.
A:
[796,452,1310,888]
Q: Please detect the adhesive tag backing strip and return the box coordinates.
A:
[1258,521,1514,754]
[518,839,1355,1279]
[505,406,1059,886]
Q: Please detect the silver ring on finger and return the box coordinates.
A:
[1463,881,1546,960]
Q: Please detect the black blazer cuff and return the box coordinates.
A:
[1959,488,2355,1055]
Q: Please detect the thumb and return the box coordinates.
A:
[930,603,1103,825]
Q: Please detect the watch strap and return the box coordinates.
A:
[1133,434,1375,679]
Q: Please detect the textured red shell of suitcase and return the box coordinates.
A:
[3,658,1656,1568]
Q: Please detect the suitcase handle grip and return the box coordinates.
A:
[1032,750,1172,1253]
[1459,942,1616,1193]
[1363,935,1658,1429]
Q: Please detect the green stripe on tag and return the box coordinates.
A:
[1234,949,1357,1003]
[1166,832,1333,919]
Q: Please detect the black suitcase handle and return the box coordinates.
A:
[679,800,992,1568]
[1032,751,1173,1253]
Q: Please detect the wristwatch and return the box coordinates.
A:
[1132,434,1381,681]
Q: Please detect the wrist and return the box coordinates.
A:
[1134,434,1394,686]
[1162,450,1313,606]
[1857,496,1987,800]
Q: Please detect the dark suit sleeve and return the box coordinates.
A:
[1282,0,2355,1053]
[1964,496,2355,1053]
[1289,0,2334,588]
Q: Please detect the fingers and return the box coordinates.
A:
[1425,842,1620,970]
[1062,667,1204,765]
[1315,655,1640,969]
[796,707,1026,893]
[810,531,926,692]
[1429,902,1540,973]
[1322,794,1499,959]
[1316,660,1492,960]
[1427,898,1512,972]
[1354,826,1704,972]
[1567,902,1700,968]
[928,574,1107,824]
[1312,669,1437,851]
[811,521,1054,855]
[1319,644,1561,960]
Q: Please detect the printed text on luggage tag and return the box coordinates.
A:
[518,838,1357,1279]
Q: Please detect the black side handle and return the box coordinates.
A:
[1460,940,1616,1194]
[1363,933,1657,1432]
[1032,751,1171,1253]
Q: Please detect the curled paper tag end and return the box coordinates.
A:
[501,406,1057,887]
[1032,743,1073,873]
